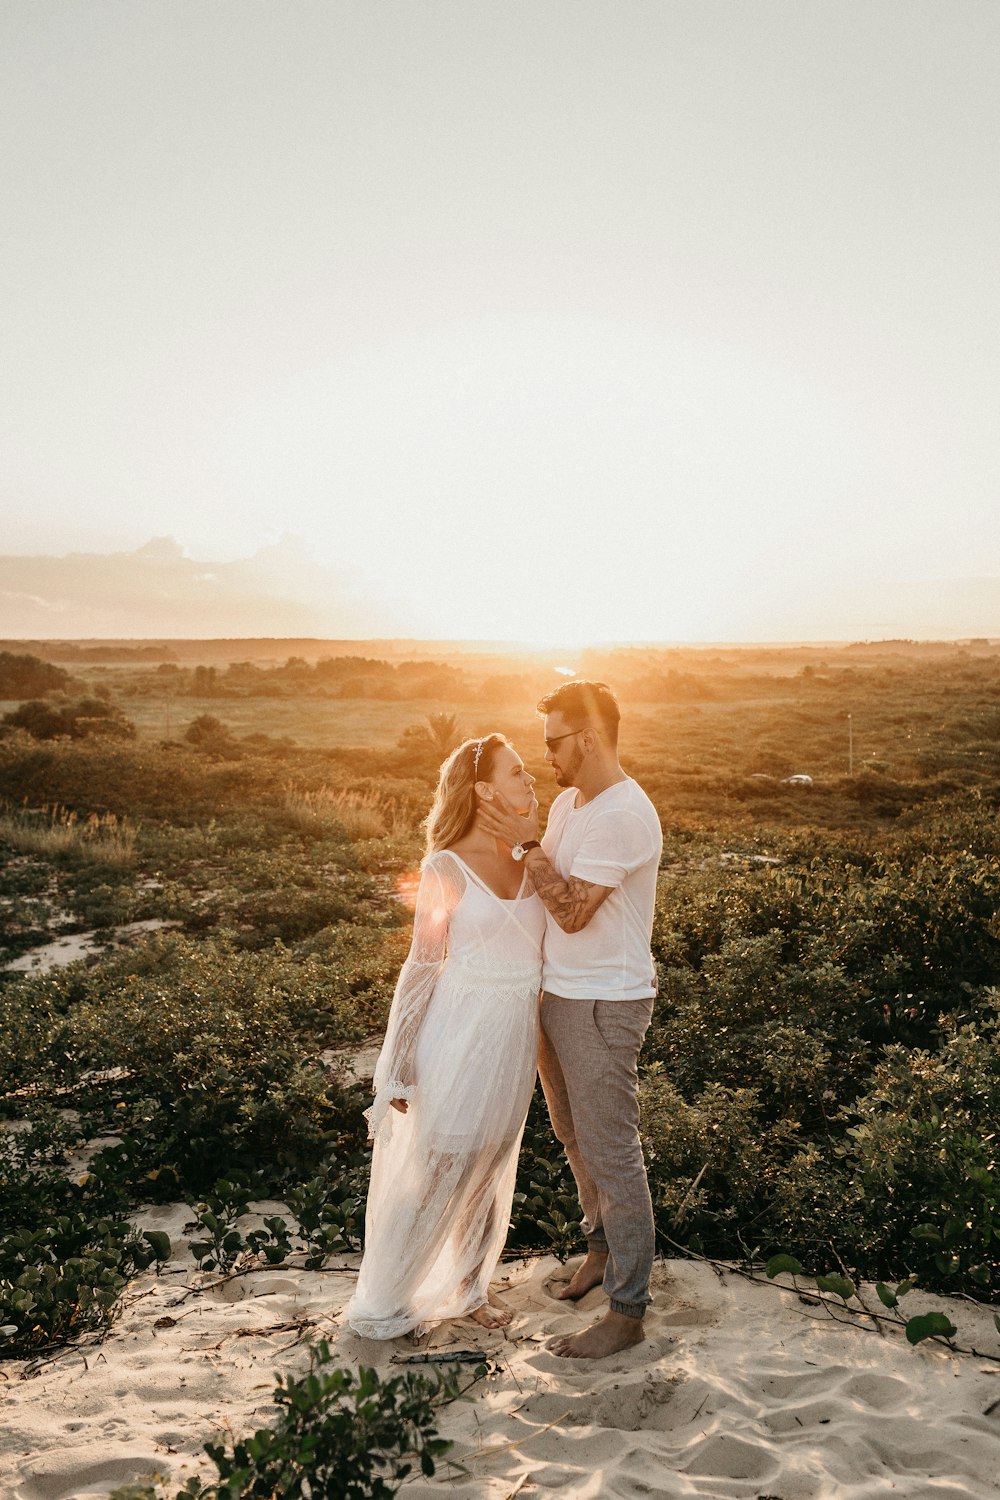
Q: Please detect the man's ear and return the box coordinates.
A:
[579,728,598,753]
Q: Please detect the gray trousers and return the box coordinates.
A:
[539,992,655,1319]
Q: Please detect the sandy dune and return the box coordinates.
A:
[2,1201,999,1500]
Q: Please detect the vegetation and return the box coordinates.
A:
[2,694,136,741]
[106,1343,470,1499]
[2,637,999,1383]
[0,650,72,698]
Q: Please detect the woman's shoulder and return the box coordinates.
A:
[422,848,467,880]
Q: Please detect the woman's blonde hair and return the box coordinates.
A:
[424,733,510,855]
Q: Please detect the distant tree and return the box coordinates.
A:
[424,713,462,756]
[183,713,241,758]
[396,712,463,764]
[1,695,135,740]
[0,651,71,698]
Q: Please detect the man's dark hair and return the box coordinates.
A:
[536,680,621,745]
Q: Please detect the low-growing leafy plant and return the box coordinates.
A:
[186,1176,260,1274]
[0,1212,168,1358]
[285,1156,369,1267]
[108,1342,473,1500]
[508,1087,582,1259]
[184,1158,369,1275]
[764,1253,961,1349]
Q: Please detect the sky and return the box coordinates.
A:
[1,1,999,644]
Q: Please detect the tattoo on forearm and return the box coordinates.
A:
[525,852,603,932]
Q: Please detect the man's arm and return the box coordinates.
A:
[477,792,613,934]
[522,847,613,933]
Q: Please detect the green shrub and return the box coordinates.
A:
[0,651,72,698]
[834,1010,1000,1290]
[640,1070,800,1251]
[0,1210,168,1358]
[0,935,372,1196]
[108,1342,467,1499]
[2,696,136,741]
[508,1086,582,1258]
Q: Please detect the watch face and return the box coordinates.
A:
[512,843,525,861]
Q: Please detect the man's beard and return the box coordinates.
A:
[554,745,585,786]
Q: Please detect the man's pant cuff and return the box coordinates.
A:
[610,1296,649,1319]
[585,1233,609,1253]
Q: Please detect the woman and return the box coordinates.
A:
[346,733,544,1338]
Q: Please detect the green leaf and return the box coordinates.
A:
[765,1254,803,1279]
[875,1282,897,1308]
[905,1311,957,1345]
[142,1230,171,1262]
[815,1273,856,1302]
[910,1223,942,1243]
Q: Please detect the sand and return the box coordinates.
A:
[2,1201,999,1500]
[2,921,181,975]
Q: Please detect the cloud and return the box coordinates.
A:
[0,536,427,639]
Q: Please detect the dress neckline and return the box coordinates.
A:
[445,851,528,904]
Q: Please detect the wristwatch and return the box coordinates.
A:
[511,840,542,862]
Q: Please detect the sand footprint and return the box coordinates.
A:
[592,1371,687,1433]
[15,1456,166,1500]
[681,1430,782,1485]
[839,1369,910,1411]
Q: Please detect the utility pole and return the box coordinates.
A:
[848,713,853,775]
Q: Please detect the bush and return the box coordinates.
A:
[109,1342,468,1500]
[0,934,372,1196]
[508,1085,582,1258]
[0,651,71,698]
[2,696,135,741]
[0,1120,169,1358]
[640,1070,799,1251]
[832,1009,1000,1290]
[0,1211,167,1357]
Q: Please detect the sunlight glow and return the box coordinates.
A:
[394,872,421,913]
[214,315,869,644]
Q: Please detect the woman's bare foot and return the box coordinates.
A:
[468,1300,513,1329]
[549,1309,645,1359]
[554,1249,609,1301]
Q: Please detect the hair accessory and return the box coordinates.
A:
[472,738,486,776]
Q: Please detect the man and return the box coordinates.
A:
[478,680,662,1358]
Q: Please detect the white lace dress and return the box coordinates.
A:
[346,849,544,1339]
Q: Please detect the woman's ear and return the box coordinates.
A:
[474,779,494,801]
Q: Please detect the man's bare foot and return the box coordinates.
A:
[468,1300,513,1329]
[554,1249,609,1301]
[549,1309,645,1359]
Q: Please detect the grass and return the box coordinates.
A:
[0,804,137,866]
[282,785,407,841]
[120,695,538,750]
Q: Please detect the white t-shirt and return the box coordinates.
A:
[540,777,662,1001]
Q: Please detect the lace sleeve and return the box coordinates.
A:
[365,853,464,1144]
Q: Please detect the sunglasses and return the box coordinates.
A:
[544,728,586,752]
